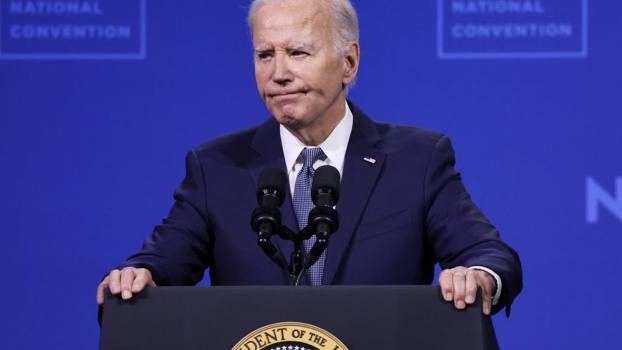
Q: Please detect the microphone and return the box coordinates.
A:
[256,167,287,208]
[312,165,340,207]
[251,167,288,270]
[304,165,340,269]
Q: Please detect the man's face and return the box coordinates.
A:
[252,1,349,130]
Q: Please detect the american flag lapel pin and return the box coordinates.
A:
[363,157,376,164]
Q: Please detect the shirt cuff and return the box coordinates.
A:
[469,266,502,306]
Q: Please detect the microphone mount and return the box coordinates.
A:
[251,166,341,286]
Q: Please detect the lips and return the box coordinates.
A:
[268,91,305,105]
[268,91,305,98]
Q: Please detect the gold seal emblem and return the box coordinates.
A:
[232,322,349,350]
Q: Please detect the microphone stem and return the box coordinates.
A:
[293,267,307,286]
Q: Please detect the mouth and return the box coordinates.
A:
[268,91,305,105]
[269,91,305,98]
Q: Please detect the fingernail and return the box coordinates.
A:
[466,295,474,303]
[457,301,465,309]
[445,292,453,300]
[122,290,131,299]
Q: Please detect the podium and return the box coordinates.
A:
[100,286,498,350]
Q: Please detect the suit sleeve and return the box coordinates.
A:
[423,135,523,316]
[118,150,212,286]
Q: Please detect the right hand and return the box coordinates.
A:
[96,267,156,305]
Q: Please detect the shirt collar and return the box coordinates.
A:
[280,102,354,173]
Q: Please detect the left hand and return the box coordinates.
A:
[439,266,495,315]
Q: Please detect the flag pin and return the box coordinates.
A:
[363,157,376,164]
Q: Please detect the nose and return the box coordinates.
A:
[272,52,293,86]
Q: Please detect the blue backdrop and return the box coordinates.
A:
[1,0,620,348]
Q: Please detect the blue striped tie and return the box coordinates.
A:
[293,147,327,285]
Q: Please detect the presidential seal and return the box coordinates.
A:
[232,322,348,350]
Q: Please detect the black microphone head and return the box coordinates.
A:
[257,167,287,206]
[311,165,340,205]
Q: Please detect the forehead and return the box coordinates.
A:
[251,1,332,48]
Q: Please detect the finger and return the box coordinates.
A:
[146,269,156,287]
[452,268,467,309]
[438,269,454,301]
[482,290,492,315]
[477,273,494,315]
[120,268,136,300]
[464,270,478,305]
[96,276,110,305]
[108,269,122,295]
[131,269,152,293]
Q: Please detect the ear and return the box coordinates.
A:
[342,42,360,86]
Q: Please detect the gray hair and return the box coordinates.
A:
[247,0,359,54]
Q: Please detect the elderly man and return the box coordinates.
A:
[97,0,522,316]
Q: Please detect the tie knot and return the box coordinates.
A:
[300,147,325,169]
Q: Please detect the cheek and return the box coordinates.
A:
[254,67,270,91]
[254,74,265,91]
[308,61,344,91]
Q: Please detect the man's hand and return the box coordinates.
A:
[96,267,156,305]
[439,266,495,315]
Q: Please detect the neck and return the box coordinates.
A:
[287,97,347,146]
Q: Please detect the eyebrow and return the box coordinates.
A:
[287,42,309,50]
[254,42,315,53]
[254,45,272,52]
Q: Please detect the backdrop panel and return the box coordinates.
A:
[1,1,620,349]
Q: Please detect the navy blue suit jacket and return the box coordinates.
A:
[122,102,522,315]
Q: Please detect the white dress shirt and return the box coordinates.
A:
[280,103,353,195]
[279,102,502,305]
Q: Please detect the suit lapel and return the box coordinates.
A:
[323,103,386,284]
[247,119,296,265]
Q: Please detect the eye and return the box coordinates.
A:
[290,50,309,58]
[256,51,273,61]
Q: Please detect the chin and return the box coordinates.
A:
[270,105,305,125]
[273,114,303,128]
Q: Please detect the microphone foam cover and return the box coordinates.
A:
[257,167,288,206]
[312,165,340,204]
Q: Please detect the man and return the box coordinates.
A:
[97,0,522,316]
